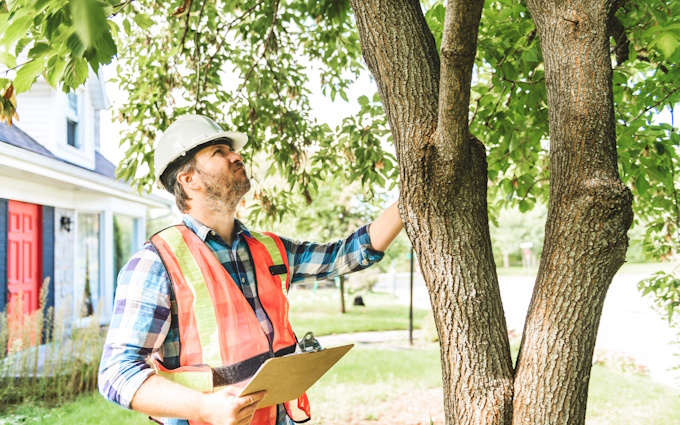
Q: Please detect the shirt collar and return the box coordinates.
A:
[182,214,252,243]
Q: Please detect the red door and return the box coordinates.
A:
[7,200,42,316]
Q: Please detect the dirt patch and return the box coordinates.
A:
[319,387,445,425]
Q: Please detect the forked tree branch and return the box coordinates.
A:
[436,0,484,158]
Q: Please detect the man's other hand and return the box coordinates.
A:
[201,389,267,425]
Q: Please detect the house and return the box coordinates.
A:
[0,71,173,327]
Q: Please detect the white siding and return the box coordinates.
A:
[14,80,56,150]
[13,70,108,171]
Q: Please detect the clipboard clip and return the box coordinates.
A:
[298,331,323,352]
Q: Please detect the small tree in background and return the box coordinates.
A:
[489,205,547,269]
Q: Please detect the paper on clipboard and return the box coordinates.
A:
[238,344,354,408]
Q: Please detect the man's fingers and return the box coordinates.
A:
[236,416,256,425]
[234,392,266,424]
[236,402,260,420]
[245,391,267,404]
[235,391,267,409]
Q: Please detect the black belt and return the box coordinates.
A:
[212,343,296,387]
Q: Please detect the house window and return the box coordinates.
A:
[113,215,139,297]
[76,213,101,318]
[66,92,80,148]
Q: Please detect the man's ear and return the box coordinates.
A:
[177,168,200,192]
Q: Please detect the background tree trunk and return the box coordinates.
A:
[349,1,514,423]
[513,1,634,424]
[339,275,346,314]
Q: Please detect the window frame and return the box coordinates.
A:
[65,91,81,149]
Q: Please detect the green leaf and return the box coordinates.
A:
[122,18,131,35]
[652,33,679,58]
[15,38,31,57]
[62,57,89,90]
[133,13,154,30]
[70,0,108,49]
[87,29,117,73]
[0,52,17,69]
[4,15,33,50]
[46,54,67,88]
[519,200,529,213]
[524,47,537,62]
[654,142,665,155]
[14,56,46,93]
[636,175,650,196]
[43,11,64,39]
[28,42,50,57]
[66,32,86,57]
[358,95,369,106]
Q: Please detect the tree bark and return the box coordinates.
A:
[513,1,633,424]
[349,1,514,423]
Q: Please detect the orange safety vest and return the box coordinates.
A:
[149,225,311,425]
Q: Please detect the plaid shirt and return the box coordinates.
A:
[98,215,383,425]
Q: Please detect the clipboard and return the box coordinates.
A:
[238,344,354,408]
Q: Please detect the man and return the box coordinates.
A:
[98,114,403,425]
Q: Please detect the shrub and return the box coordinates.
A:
[0,279,105,408]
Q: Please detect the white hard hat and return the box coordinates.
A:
[154,114,248,190]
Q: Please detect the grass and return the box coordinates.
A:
[587,365,680,425]
[287,288,429,336]
[0,392,147,425]
[308,345,443,422]
[4,278,678,423]
[2,344,679,425]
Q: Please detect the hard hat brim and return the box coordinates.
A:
[155,130,248,190]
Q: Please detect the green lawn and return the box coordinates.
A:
[3,285,678,424]
[287,288,429,336]
[2,344,678,425]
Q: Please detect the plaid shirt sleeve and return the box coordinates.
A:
[98,243,173,409]
[280,224,385,285]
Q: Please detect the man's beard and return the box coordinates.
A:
[199,166,251,212]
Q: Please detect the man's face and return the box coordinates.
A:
[193,142,251,211]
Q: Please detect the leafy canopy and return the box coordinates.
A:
[0,0,678,262]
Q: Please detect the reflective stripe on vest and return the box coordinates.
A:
[250,230,288,297]
[157,226,222,366]
[149,225,311,425]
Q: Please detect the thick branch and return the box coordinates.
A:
[437,0,484,157]
[608,16,629,66]
[515,1,634,423]
[348,0,440,156]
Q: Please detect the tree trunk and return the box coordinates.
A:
[339,275,346,314]
[349,1,514,423]
[350,0,632,423]
[513,1,633,424]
